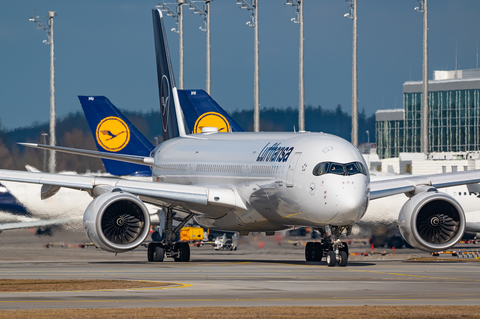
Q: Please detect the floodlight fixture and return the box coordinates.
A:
[156,2,180,33]
[414,0,425,13]
[344,0,354,20]
[236,0,255,28]
[284,0,300,24]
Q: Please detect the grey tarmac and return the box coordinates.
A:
[0,229,479,309]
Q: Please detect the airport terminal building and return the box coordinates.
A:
[376,69,480,159]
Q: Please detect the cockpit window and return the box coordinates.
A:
[312,161,367,177]
[345,163,360,175]
[327,163,344,175]
[312,162,329,176]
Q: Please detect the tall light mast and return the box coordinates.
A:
[236,0,259,132]
[157,1,185,89]
[29,10,57,173]
[185,1,212,95]
[415,0,429,153]
[285,0,305,132]
[345,0,357,147]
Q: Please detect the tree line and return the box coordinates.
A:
[0,105,375,173]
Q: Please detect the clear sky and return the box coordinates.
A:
[1,1,480,130]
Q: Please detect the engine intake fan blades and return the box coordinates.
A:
[101,200,145,245]
[416,200,460,245]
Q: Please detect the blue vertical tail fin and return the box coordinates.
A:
[78,96,154,177]
[178,89,244,133]
[152,8,186,141]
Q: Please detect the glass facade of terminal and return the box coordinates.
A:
[376,89,480,159]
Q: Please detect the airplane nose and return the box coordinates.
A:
[336,179,368,220]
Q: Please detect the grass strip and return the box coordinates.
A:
[0,306,480,318]
[0,279,171,292]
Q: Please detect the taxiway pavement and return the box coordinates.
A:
[0,229,479,309]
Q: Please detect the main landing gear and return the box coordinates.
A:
[305,225,350,267]
[148,207,193,263]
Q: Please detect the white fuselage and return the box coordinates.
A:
[150,132,370,232]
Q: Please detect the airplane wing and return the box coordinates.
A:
[370,169,480,200]
[0,169,246,211]
[0,218,75,231]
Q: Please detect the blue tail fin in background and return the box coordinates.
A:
[178,90,244,133]
[0,183,31,217]
[152,9,186,141]
[78,96,154,177]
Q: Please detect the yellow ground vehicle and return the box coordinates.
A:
[180,227,204,242]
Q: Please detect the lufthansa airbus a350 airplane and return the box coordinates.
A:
[1,9,480,266]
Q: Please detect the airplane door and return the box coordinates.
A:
[286,152,302,188]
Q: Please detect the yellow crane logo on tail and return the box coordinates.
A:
[193,112,231,134]
[95,117,131,152]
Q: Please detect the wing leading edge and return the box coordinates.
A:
[370,169,480,200]
[0,169,245,211]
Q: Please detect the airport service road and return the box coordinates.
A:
[1,259,480,309]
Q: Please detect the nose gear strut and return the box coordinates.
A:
[305,225,350,267]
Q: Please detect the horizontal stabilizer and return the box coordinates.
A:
[19,143,154,167]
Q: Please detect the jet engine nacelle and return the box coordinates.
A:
[83,191,151,253]
[398,190,465,252]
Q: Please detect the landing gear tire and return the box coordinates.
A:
[305,242,314,261]
[338,251,348,267]
[154,246,165,262]
[340,242,349,256]
[148,242,165,262]
[326,251,336,267]
[174,242,190,262]
[314,243,323,262]
[305,242,323,262]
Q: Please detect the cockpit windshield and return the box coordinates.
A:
[312,161,367,177]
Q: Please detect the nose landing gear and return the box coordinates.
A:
[305,225,350,267]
